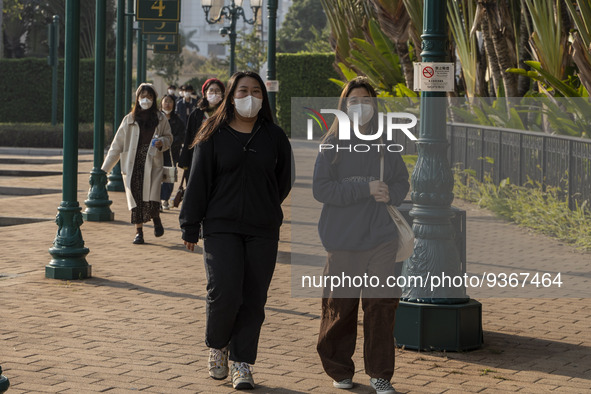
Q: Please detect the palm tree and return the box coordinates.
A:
[369,0,414,89]
[320,0,374,66]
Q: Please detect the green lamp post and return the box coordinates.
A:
[107,0,126,192]
[83,0,114,222]
[394,0,482,351]
[266,0,278,118]
[47,15,59,126]
[46,0,91,280]
[141,34,147,83]
[125,0,134,112]
[136,28,143,83]
[202,0,263,77]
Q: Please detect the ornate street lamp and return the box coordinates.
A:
[202,0,262,76]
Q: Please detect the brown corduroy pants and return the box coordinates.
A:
[316,239,401,382]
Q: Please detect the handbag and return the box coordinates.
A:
[380,154,415,262]
[162,150,178,183]
[173,171,186,208]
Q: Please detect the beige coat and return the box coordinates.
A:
[101,112,173,210]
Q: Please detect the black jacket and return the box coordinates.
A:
[168,114,185,164]
[178,108,205,170]
[179,119,294,243]
[313,136,410,251]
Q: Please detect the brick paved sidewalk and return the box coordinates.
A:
[0,145,589,393]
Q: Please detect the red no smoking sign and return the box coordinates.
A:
[423,66,434,78]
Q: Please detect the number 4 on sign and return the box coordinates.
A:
[151,0,165,17]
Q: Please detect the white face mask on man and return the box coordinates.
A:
[168,89,176,96]
[347,103,374,125]
[139,98,152,110]
[234,95,263,118]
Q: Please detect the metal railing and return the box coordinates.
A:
[396,123,591,209]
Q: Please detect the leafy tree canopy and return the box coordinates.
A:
[277,0,327,53]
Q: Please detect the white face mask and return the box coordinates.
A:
[185,92,193,99]
[139,98,152,110]
[168,89,176,96]
[162,109,172,115]
[207,93,222,106]
[347,103,374,125]
[234,95,263,118]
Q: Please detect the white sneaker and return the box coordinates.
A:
[333,378,354,389]
[162,200,170,210]
[231,361,254,390]
[370,378,396,394]
[208,348,228,380]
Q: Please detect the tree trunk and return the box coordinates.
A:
[517,4,531,96]
[487,2,518,97]
[475,38,488,97]
[396,42,414,90]
[481,14,502,96]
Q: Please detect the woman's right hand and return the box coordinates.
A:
[184,240,197,252]
[369,180,390,203]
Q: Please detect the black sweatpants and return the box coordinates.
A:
[202,233,278,364]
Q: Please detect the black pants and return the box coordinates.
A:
[203,233,278,364]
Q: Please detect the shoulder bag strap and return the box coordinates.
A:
[380,153,385,182]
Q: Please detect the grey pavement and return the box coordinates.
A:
[0,142,589,393]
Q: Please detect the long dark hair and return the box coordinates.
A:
[321,76,379,143]
[198,79,226,111]
[132,83,159,129]
[191,71,273,147]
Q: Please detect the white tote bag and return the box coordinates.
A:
[380,155,415,262]
[162,151,178,183]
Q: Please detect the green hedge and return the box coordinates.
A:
[0,123,113,149]
[0,58,116,125]
[276,53,341,137]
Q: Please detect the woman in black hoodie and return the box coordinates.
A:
[179,71,293,390]
[313,77,409,394]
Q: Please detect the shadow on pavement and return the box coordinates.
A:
[85,276,206,301]
[406,330,590,380]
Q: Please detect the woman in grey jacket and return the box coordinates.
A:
[313,77,409,394]
[102,83,173,244]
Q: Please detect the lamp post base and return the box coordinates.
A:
[46,252,92,280]
[394,299,483,351]
[107,163,125,192]
[106,177,124,192]
[83,169,115,221]
[0,365,9,393]
[83,203,114,222]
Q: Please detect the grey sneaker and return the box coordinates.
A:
[333,378,354,389]
[370,378,395,394]
[208,348,228,380]
[231,361,254,390]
